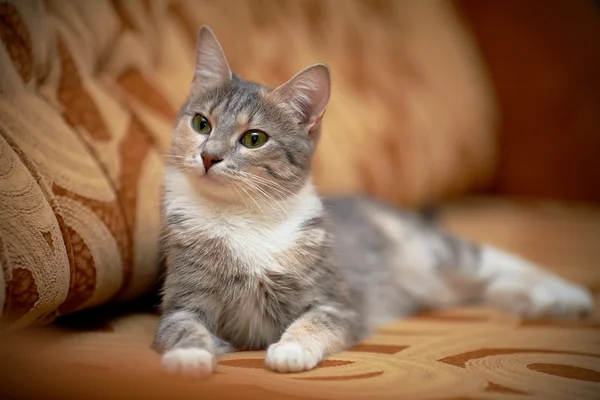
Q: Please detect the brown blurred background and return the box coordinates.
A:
[458,0,600,203]
[160,0,600,205]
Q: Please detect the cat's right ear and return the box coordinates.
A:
[191,26,232,95]
[268,64,331,143]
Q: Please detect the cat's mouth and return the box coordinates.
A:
[194,165,235,188]
[199,168,225,183]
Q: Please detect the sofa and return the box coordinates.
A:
[1,1,599,399]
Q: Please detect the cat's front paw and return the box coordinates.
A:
[161,348,216,378]
[265,341,323,373]
[486,275,594,319]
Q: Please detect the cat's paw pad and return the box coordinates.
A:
[265,341,322,373]
[161,348,215,378]
[487,276,594,319]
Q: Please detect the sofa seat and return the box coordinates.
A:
[1,197,598,400]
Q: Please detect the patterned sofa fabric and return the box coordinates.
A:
[0,0,496,329]
[0,1,171,330]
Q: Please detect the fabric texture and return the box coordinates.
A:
[0,198,598,399]
[0,0,496,329]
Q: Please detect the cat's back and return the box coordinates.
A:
[324,195,431,325]
[324,195,427,245]
[323,195,421,284]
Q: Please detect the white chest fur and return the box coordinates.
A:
[164,167,322,276]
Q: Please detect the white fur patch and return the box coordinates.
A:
[161,348,215,377]
[164,166,322,276]
[481,246,594,318]
[265,341,323,373]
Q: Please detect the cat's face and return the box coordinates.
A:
[170,27,330,205]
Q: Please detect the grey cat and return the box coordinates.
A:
[153,26,594,377]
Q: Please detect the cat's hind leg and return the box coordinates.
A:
[474,245,593,318]
[379,215,594,319]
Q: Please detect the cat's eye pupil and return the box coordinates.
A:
[241,130,268,148]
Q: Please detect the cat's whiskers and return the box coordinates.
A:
[230,180,250,210]
[233,170,300,200]
[161,155,190,172]
[161,155,187,162]
[249,182,295,211]
[231,176,265,214]
[227,171,291,216]
[239,178,288,216]
[245,175,296,198]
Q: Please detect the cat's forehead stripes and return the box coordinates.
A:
[202,81,267,127]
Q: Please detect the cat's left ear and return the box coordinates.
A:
[269,64,331,136]
[191,26,232,95]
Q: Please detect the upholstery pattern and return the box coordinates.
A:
[0,0,496,329]
[0,1,171,329]
[2,308,600,400]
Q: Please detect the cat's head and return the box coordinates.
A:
[169,26,330,205]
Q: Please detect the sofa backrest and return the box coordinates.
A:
[0,0,496,329]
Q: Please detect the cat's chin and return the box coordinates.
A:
[186,171,243,205]
[186,166,226,185]
[200,171,224,184]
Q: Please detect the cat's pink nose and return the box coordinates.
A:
[201,152,223,171]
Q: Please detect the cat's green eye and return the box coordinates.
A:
[192,114,211,134]
[240,130,268,148]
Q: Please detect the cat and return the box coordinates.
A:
[153,26,594,377]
